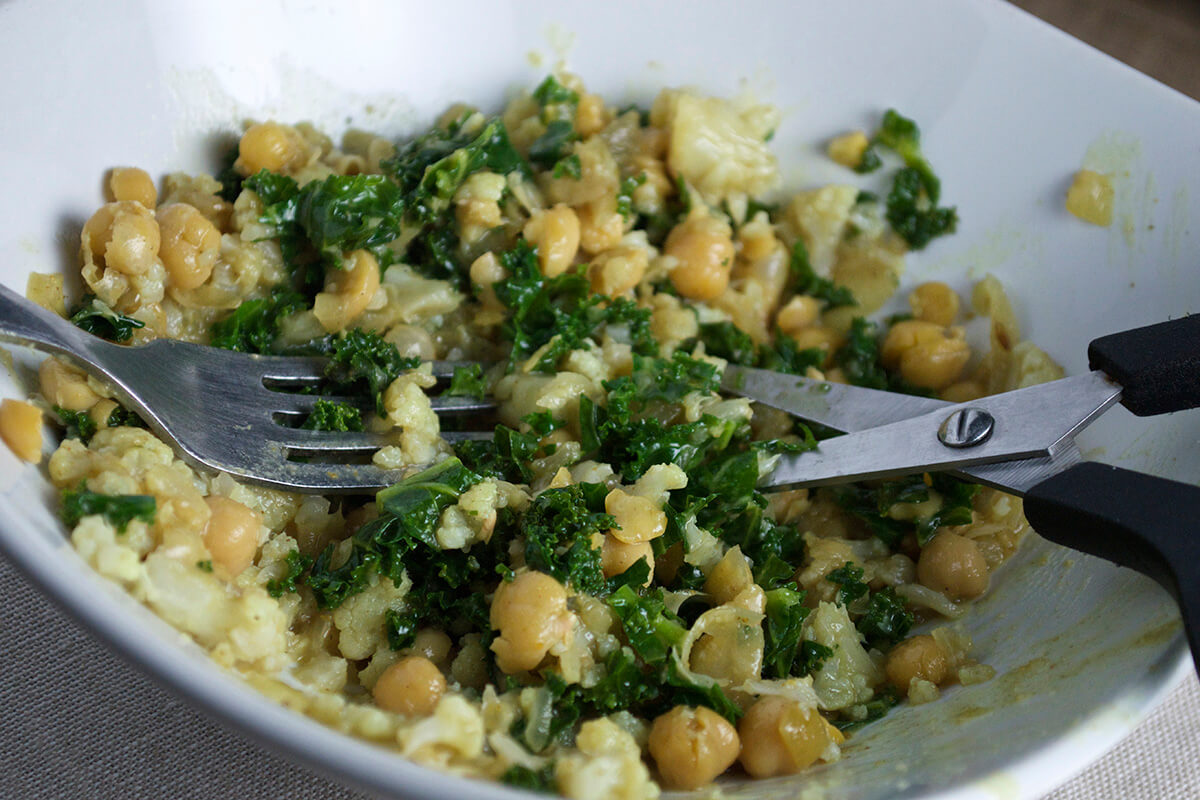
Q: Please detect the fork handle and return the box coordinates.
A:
[0,283,96,358]
[1089,314,1200,416]
[1024,462,1200,671]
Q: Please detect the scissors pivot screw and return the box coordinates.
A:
[938,407,995,448]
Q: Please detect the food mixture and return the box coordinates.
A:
[6,73,1066,797]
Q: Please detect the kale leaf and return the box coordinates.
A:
[826,562,869,606]
[445,363,489,400]
[787,240,856,310]
[763,585,812,678]
[208,288,308,353]
[323,329,420,417]
[61,485,156,533]
[53,407,97,443]
[300,399,364,432]
[521,483,613,595]
[857,587,914,648]
[266,549,314,597]
[68,295,144,343]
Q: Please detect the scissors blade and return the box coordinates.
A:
[721,365,948,433]
[760,371,1122,490]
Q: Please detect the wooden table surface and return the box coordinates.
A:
[1011,0,1200,100]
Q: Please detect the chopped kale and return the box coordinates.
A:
[61,484,156,533]
[853,146,883,174]
[826,562,869,606]
[552,153,582,180]
[835,686,901,732]
[68,295,144,343]
[835,472,978,548]
[692,321,757,365]
[795,640,835,676]
[266,549,313,597]
[758,332,828,377]
[521,483,613,595]
[886,167,959,250]
[323,329,420,417]
[214,145,245,203]
[532,75,580,108]
[105,405,146,430]
[857,587,914,648]
[300,399,364,432]
[608,584,688,664]
[616,173,647,220]
[493,241,655,372]
[763,585,812,678]
[306,458,485,613]
[385,608,419,650]
[501,764,558,794]
[196,559,214,573]
[455,424,541,484]
[209,288,308,354]
[529,120,579,169]
[53,407,97,443]
[787,240,857,310]
[445,363,489,400]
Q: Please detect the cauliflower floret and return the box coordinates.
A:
[777,185,859,278]
[331,569,412,660]
[378,364,447,467]
[803,601,883,711]
[556,717,660,800]
[652,89,779,206]
[398,694,485,765]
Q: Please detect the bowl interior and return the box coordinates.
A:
[0,1,1195,798]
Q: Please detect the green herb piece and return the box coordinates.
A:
[300,399,364,432]
[501,764,558,794]
[607,585,688,664]
[196,559,214,573]
[266,549,313,597]
[835,686,901,732]
[68,295,145,343]
[53,407,97,443]
[446,363,489,400]
[214,145,245,203]
[787,240,857,310]
[61,485,156,533]
[886,167,958,250]
[529,120,578,168]
[763,585,812,678]
[532,75,580,108]
[493,241,654,372]
[552,153,582,180]
[826,562,869,606]
[324,329,420,417]
[857,587,914,648]
[616,173,647,220]
[853,146,883,174]
[795,640,835,676]
[306,457,483,610]
[835,473,978,549]
[105,405,146,430]
[385,608,418,650]
[522,483,613,595]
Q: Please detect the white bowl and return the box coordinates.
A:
[0,0,1195,797]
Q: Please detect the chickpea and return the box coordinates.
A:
[39,357,99,411]
[313,250,381,333]
[704,547,753,605]
[790,326,843,367]
[605,488,667,544]
[647,705,740,790]
[82,201,161,276]
[574,93,609,137]
[88,399,119,431]
[372,655,446,717]
[588,244,647,296]
[158,203,221,290]
[202,495,261,575]
[665,212,735,301]
[776,295,822,336]
[881,319,970,391]
[410,628,453,665]
[235,122,306,175]
[1065,169,1114,227]
[738,696,840,778]
[737,213,779,263]
[108,167,157,208]
[601,534,654,584]
[918,533,990,600]
[886,634,948,692]
[827,130,871,169]
[489,570,573,673]
[0,399,43,463]
[577,198,625,255]
[908,282,960,326]
[523,205,581,277]
[942,380,984,403]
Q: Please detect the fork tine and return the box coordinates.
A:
[430,395,497,413]
[251,355,330,382]
[268,428,391,452]
[262,458,405,493]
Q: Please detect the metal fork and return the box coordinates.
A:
[0,285,495,493]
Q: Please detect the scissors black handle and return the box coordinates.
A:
[1024,314,1200,670]
[1089,313,1200,416]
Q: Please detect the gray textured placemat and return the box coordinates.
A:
[1,552,1195,799]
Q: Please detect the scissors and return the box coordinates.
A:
[723,315,1200,671]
